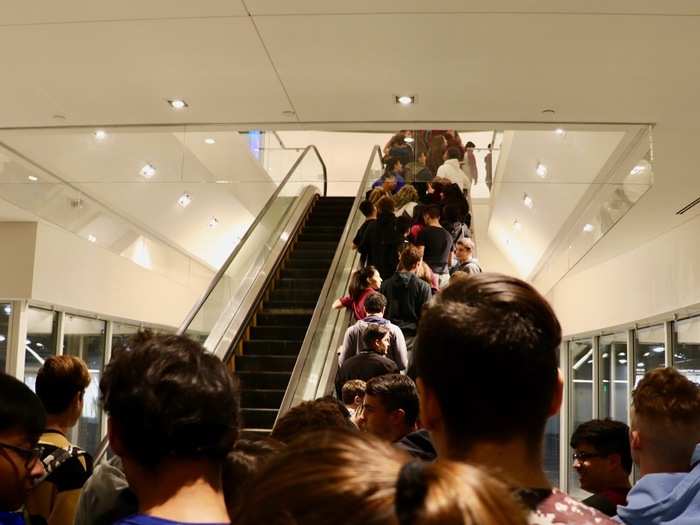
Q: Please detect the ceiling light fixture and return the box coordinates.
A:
[208,217,219,229]
[168,99,188,110]
[204,138,216,145]
[27,175,39,182]
[396,95,415,106]
[535,162,548,178]
[94,129,108,141]
[140,164,156,179]
[555,128,566,136]
[513,219,522,232]
[652,346,665,353]
[87,234,97,243]
[630,164,646,176]
[582,223,594,233]
[523,193,534,209]
[404,136,414,143]
[177,192,192,208]
[215,180,230,184]
[619,359,628,364]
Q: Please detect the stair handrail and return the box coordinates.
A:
[275,145,383,420]
[177,145,327,336]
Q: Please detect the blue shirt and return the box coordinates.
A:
[115,516,229,525]
[0,512,25,525]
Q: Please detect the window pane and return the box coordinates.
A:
[635,325,665,387]
[599,332,629,424]
[64,315,106,456]
[543,415,560,487]
[25,308,58,390]
[674,317,700,383]
[0,303,10,372]
[112,322,139,354]
[569,339,593,498]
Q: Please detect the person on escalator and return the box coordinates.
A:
[100,331,240,525]
[351,201,376,266]
[357,197,405,280]
[332,265,382,321]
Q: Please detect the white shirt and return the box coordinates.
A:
[436,158,470,190]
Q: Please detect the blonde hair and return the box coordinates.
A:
[393,185,419,210]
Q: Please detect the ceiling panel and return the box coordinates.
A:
[0,18,291,126]
[256,13,699,124]
[247,0,700,15]
[0,1,248,25]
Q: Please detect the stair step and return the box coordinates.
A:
[241,408,278,430]
[265,300,318,310]
[250,325,308,341]
[241,389,285,409]
[257,313,312,326]
[277,278,326,290]
[269,288,320,301]
[237,371,292,390]
[236,355,297,373]
[285,259,332,270]
[292,250,337,259]
[294,241,339,250]
[298,233,342,243]
[243,339,302,356]
[280,268,328,279]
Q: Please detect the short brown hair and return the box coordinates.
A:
[341,380,366,405]
[376,195,395,215]
[271,398,355,445]
[399,246,422,272]
[36,355,91,414]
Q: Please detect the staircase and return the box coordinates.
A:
[235,196,355,433]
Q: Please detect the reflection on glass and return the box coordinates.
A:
[24,308,58,390]
[599,332,629,423]
[674,317,700,383]
[111,322,140,354]
[543,415,560,487]
[64,315,106,455]
[569,339,593,498]
[0,303,10,372]
[635,325,666,387]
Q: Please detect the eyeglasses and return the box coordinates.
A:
[0,442,44,468]
[572,451,605,462]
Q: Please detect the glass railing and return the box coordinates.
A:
[278,145,384,415]
[179,145,327,344]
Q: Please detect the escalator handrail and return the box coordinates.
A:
[177,144,327,336]
[276,144,383,420]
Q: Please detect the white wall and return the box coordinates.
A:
[0,222,36,299]
[548,212,700,336]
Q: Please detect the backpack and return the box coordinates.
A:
[37,444,92,484]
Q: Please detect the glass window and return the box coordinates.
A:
[599,332,629,423]
[111,322,139,354]
[674,317,700,383]
[635,324,666,387]
[64,315,106,456]
[569,339,593,498]
[543,415,560,487]
[24,308,58,390]
[0,303,10,372]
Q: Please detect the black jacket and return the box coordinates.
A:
[335,351,399,397]
[359,213,404,279]
[380,272,431,336]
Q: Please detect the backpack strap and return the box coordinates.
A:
[37,445,90,483]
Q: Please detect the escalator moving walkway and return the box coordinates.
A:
[235,196,355,432]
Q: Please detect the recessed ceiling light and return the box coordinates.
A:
[168,99,188,110]
[177,192,192,208]
[396,95,415,106]
[404,136,414,143]
[140,164,156,179]
[535,162,548,178]
[215,180,230,184]
[0,335,5,342]
[630,164,646,176]
[513,220,522,232]
[27,175,39,182]
[87,234,97,243]
[208,217,219,228]
[582,223,594,233]
[523,193,534,209]
[204,138,216,145]
[555,128,566,136]
[94,129,108,141]
[619,359,628,364]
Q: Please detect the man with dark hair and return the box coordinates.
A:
[617,367,700,524]
[352,201,376,266]
[570,419,632,516]
[100,331,240,525]
[415,273,615,524]
[379,246,431,354]
[335,325,399,398]
[436,146,470,190]
[338,292,407,371]
[0,373,46,517]
[417,205,453,288]
[27,355,93,525]
[340,379,366,419]
[271,398,355,445]
[358,374,418,441]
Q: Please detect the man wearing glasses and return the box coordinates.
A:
[0,373,46,523]
[570,419,633,516]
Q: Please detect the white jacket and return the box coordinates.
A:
[436,158,470,190]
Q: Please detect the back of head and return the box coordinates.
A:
[571,419,633,474]
[446,147,461,160]
[363,324,390,352]
[395,461,528,525]
[415,273,562,453]
[631,367,700,466]
[465,141,476,149]
[342,379,367,405]
[399,246,422,272]
[365,292,388,315]
[423,205,441,221]
[36,355,91,415]
[376,195,396,216]
[270,398,355,445]
[366,374,419,428]
[359,200,376,218]
[0,372,46,440]
[393,185,419,209]
[455,238,475,253]
[349,266,377,301]
[100,331,240,469]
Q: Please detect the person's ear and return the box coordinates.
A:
[607,452,622,471]
[547,369,564,417]
[107,417,126,458]
[353,395,362,407]
[390,408,407,427]
[630,429,642,452]
[416,378,442,431]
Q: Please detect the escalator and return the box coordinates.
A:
[237,196,354,432]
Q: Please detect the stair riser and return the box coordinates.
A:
[241,390,285,409]
[276,279,325,290]
[236,355,297,373]
[243,340,302,355]
[257,314,312,326]
[242,408,278,430]
[238,372,292,390]
[251,326,308,340]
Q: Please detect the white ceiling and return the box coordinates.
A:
[1,2,700,278]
